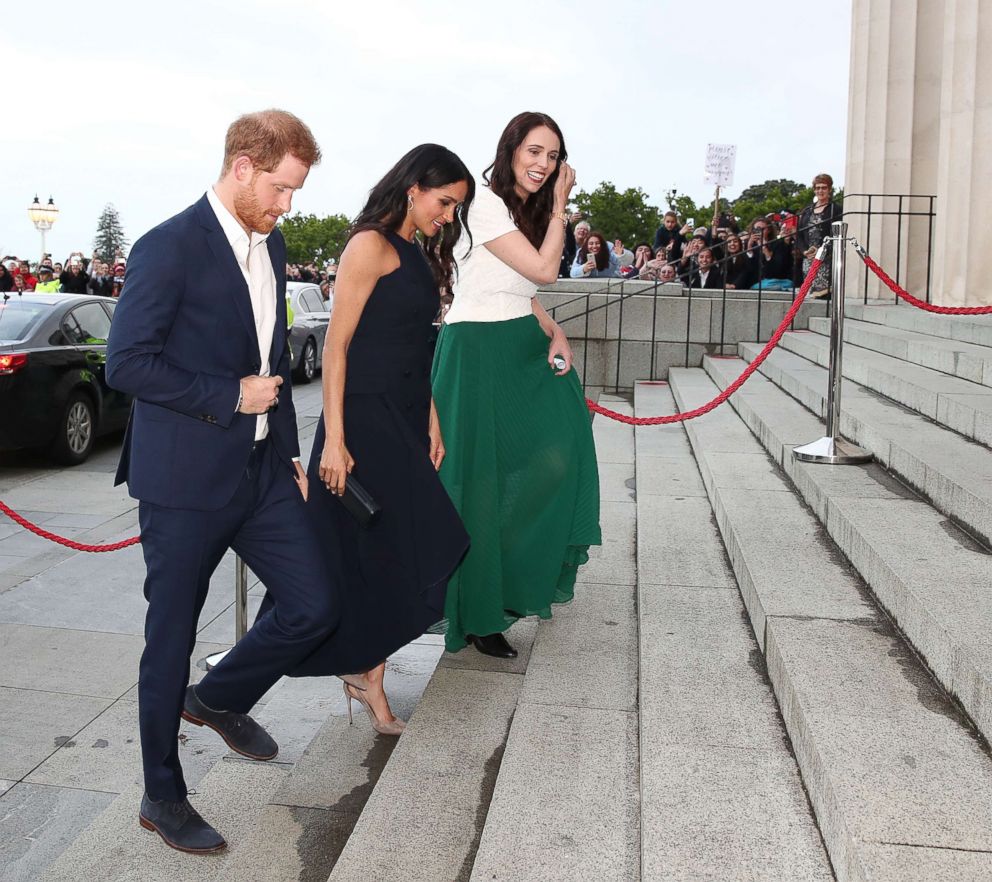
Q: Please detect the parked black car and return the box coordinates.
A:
[0,293,132,464]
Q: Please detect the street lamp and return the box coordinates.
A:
[27,195,59,260]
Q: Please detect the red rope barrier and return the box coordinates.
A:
[0,500,141,552]
[856,244,992,315]
[585,258,823,425]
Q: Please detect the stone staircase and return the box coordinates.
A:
[16,302,992,881]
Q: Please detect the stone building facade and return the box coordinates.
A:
[845,0,990,304]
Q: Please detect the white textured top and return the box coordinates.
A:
[445,184,537,324]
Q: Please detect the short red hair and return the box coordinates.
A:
[221,109,321,176]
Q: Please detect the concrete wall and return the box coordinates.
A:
[846,0,991,305]
[537,280,829,393]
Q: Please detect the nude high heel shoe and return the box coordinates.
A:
[343,683,406,736]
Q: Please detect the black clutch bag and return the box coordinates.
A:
[338,474,382,529]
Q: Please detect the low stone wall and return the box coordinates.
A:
[536,278,830,394]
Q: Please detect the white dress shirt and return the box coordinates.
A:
[206,187,276,441]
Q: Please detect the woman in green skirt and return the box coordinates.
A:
[431,111,602,657]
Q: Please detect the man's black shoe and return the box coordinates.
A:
[181,685,278,761]
[139,793,226,854]
[467,633,518,658]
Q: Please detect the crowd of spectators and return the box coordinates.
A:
[1,252,127,298]
[4,175,836,302]
[558,173,839,299]
[287,260,336,299]
[3,251,339,302]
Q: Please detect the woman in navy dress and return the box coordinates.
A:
[282,145,473,732]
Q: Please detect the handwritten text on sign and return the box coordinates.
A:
[704,143,736,188]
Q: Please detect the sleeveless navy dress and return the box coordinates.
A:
[284,230,469,676]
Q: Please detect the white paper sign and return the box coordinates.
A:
[704,143,736,188]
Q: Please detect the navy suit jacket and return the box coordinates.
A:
[107,194,300,511]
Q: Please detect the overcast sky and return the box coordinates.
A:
[2,0,852,261]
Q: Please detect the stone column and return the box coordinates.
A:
[932,0,992,305]
[844,0,942,302]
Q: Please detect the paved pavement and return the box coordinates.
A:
[0,380,444,881]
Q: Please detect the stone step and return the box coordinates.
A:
[32,659,378,881]
[211,639,445,882]
[847,303,992,349]
[669,365,992,882]
[702,353,992,747]
[468,398,640,882]
[810,316,992,388]
[325,658,528,882]
[632,382,834,882]
[780,327,992,446]
[737,341,992,545]
[40,755,289,882]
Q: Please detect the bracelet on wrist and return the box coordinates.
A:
[550,210,568,226]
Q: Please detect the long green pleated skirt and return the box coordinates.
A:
[431,314,602,653]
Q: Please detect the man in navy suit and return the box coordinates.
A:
[107,109,336,854]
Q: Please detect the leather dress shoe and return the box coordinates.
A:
[139,793,226,854]
[467,632,518,658]
[181,685,278,761]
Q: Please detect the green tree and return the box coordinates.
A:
[280,212,351,265]
[574,182,662,246]
[731,179,814,229]
[664,189,731,229]
[93,204,129,261]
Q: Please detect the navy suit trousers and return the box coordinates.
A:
[137,440,336,802]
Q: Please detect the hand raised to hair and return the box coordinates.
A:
[553,162,576,210]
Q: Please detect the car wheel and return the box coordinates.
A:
[294,337,317,384]
[50,391,96,465]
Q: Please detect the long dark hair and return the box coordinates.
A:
[483,111,567,247]
[579,232,609,271]
[350,144,474,295]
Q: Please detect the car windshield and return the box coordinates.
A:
[0,300,49,343]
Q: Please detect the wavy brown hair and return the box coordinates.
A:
[349,144,474,296]
[483,111,567,247]
[579,232,610,272]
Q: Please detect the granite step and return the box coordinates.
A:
[633,382,834,882]
[325,636,534,882]
[846,303,992,349]
[780,326,992,446]
[39,749,290,882]
[669,365,992,882]
[809,315,992,388]
[467,397,640,882]
[31,652,398,881]
[212,639,446,882]
[702,353,992,747]
[737,340,992,545]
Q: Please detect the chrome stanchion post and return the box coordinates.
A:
[234,556,248,639]
[203,556,249,670]
[793,222,873,465]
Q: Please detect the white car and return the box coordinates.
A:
[287,281,331,383]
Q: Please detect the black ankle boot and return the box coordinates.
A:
[467,632,518,658]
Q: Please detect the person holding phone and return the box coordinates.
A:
[652,210,685,261]
[59,253,90,294]
[569,230,619,278]
[431,111,601,658]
